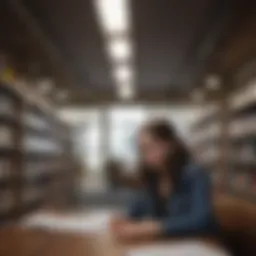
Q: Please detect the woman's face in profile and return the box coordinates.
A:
[139,131,171,170]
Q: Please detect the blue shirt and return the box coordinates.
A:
[127,163,218,236]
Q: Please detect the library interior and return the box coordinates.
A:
[0,0,255,256]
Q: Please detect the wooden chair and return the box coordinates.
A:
[214,195,256,256]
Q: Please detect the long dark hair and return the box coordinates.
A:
[140,120,189,217]
[138,119,190,212]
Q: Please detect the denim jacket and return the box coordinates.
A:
[127,163,218,236]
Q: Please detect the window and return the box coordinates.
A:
[108,106,147,169]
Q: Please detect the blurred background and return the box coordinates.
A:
[0,0,255,238]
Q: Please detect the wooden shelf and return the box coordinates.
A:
[0,147,19,156]
[0,116,19,128]
[230,135,256,144]
[229,162,256,170]
[24,126,53,139]
[0,178,12,189]
[231,101,256,118]
[228,82,255,201]
[24,166,68,184]
[190,78,256,202]
[19,197,44,216]
[191,105,219,131]
[0,80,76,222]
[0,82,20,101]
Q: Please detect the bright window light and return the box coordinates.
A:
[95,0,129,34]
[113,65,133,83]
[107,38,131,62]
[117,81,134,100]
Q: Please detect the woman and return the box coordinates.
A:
[111,119,218,240]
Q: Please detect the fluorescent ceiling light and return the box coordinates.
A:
[95,0,129,34]
[117,81,134,100]
[113,65,133,83]
[94,0,135,100]
[107,38,131,62]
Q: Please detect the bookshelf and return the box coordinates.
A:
[191,79,256,202]
[190,104,225,187]
[0,84,22,221]
[0,81,76,222]
[227,79,256,202]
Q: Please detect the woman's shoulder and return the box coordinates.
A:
[182,162,209,181]
[179,162,212,194]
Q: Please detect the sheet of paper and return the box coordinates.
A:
[127,241,230,256]
[21,210,114,234]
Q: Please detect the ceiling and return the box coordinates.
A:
[133,0,223,91]
[1,0,256,105]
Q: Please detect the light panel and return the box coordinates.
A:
[94,0,134,99]
[113,65,133,83]
[107,38,131,62]
[95,0,129,34]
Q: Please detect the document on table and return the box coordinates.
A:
[127,241,231,256]
[21,210,114,234]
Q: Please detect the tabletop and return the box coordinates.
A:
[0,226,228,256]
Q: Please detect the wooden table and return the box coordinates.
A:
[0,226,226,256]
